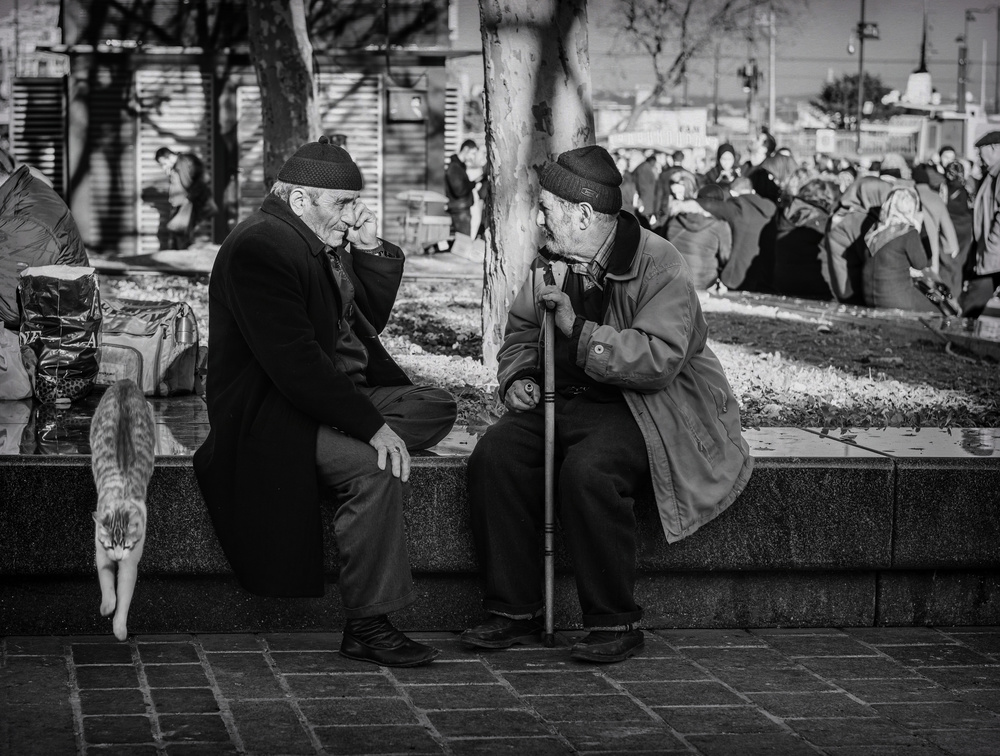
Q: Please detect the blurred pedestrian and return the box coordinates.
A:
[445,139,479,237]
[155,146,215,250]
[632,151,659,224]
[964,131,1000,317]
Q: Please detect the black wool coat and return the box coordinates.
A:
[193,195,410,597]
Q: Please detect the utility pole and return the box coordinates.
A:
[768,4,776,129]
[712,42,720,125]
[856,0,866,153]
[959,23,969,113]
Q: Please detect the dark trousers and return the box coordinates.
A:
[467,393,650,629]
[449,207,472,236]
[315,385,456,619]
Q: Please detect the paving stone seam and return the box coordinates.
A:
[661,638,831,754]
[192,637,247,754]
[63,641,88,756]
[477,659,589,754]
[380,666,455,755]
[257,635,329,755]
[584,666,701,754]
[130,638,167,753]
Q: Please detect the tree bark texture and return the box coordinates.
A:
[247,0,319,189]
[478,0,594,366]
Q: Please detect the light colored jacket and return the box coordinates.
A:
[498,216,753,543]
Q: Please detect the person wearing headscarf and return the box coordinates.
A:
[860,187,937,311]
[661,170,733,288]
[703,143,741,188]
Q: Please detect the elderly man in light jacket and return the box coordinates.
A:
[964,131,1000,317]
[462,145,753,664]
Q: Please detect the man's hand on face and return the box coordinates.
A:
[505,378,540,412]
[369,423,410,482]
[346,201,380,250]
[537,284,577,337]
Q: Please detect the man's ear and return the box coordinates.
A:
[288,187,307,217]
[577,202,595,230]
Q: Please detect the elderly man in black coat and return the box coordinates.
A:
[194,137,457,668]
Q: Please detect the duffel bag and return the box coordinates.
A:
[98,298,199,396]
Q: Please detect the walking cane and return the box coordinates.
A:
[542,293,557,648]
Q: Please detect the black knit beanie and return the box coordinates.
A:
[539,145,622,214]
[277,135,363,190]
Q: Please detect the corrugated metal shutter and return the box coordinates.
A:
[444,85,460,166]
[383,120,426,246]
[236,86,266,223]
[237,73,383,234]
[135,67,214,254]
[83,67,137,256]
[11,77,67,197]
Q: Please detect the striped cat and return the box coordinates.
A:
[90,379,156,641]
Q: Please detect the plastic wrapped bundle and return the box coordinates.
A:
[17,265,102,405]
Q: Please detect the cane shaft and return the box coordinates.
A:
[543,310,556,647]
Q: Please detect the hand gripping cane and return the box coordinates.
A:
[542,266,557,648]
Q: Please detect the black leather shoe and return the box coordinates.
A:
[340,615,439,667]
[570,629,644,663]
[460,614,543,649]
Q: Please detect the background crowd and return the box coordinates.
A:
[614,134,991,318]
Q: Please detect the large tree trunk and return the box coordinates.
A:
[478,0,595,366]
[247,0,319,189]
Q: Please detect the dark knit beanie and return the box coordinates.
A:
[539,145,622,214]
[276,135,363,190]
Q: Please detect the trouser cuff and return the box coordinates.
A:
[582,608,643,630]
[342,588,418,620]
[483,600,544,620]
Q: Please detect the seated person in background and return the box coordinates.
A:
[861,186,938,312]
[703,143,740,188]
[772,179,840,301]
[661,171,732,289]
[697,176,778,292]
[0,155,89,330]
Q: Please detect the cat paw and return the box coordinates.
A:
[113,616,128,642]
[100,599,116,617]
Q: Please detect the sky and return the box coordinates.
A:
[0,0,979,104]
[455,0,978,104]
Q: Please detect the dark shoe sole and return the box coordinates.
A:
[339,647,440,668]
[570,639,645,664]
[459,630,541,650]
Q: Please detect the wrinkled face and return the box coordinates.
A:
[939,149,956,167]
[719,152,735,171]
[296,188,361,248]
[980,144,1000,169]
[536,189,579,259]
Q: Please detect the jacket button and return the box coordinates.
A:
[593,344,605,355]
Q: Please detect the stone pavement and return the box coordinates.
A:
[3,627,1000,756]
